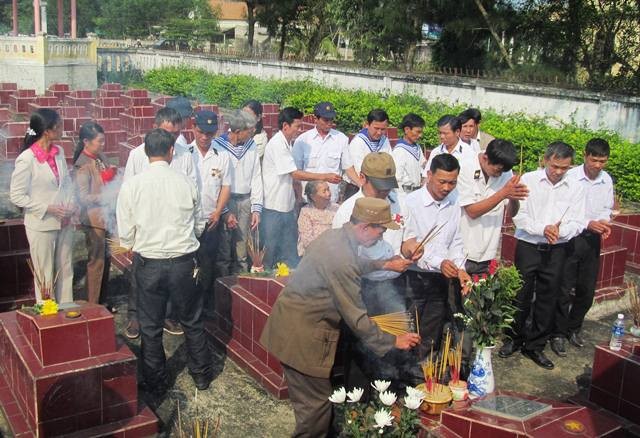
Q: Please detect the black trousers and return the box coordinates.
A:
[407,270,452,352]
[555,231,601,337]
[134,252,212,385]
[197,224,221,317]
[508,240,568,352]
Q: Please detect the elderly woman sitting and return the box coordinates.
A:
[297,180,339,256]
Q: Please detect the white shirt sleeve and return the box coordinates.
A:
[250,151,264,212]
[292,137,307,170]
[116,180,135,249]
[274,142,298,176]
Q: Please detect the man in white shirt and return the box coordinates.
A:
[292,101,359,203]
[122,107,196,339]
[346,109,392,198]
[424,115,476,174]
[165,96,193,149]
[459,108,494,151]
[458,139,528,274]
[213,110,263,274]
[392,113,427,194]
[188,111,231,317]
[499,142,586,370]
[262,107,332,268]
[123,107,196,184]
[116,129,212,394]
[552,139,614,355]
[402,154,471,355]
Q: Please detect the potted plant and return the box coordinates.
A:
[457,260,522,398]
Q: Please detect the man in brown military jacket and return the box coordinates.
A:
[260,197,421,437]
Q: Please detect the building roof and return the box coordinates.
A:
[210,0,247,21]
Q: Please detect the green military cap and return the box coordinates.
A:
[352,197,399,230]
[361,152,399,190]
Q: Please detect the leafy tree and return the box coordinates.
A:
[255,0,304,60]
[245,0,257,47]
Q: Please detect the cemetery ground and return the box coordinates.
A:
[0,228,634,437]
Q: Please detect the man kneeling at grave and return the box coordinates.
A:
[260,197,421,437]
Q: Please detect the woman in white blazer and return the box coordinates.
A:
[10,109,75,303]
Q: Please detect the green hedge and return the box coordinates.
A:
[140,66,640,202]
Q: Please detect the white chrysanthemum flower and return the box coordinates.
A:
[379,390,397,406]
[373,409,394,429]
[371,380,391,393]
[328,387,346,403]
[347,387,364,403]
[405,386,426,400]
[404,395,423,410]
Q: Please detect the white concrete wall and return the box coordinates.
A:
[98,49,640,142]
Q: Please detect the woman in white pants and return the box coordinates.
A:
[10,108,75,303]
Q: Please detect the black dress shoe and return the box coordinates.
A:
[550,337,567,357]
[498,339,521,358]
[522,350,554,370]
[192,374,212,390]
[568,331,585,348]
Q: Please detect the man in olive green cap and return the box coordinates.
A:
[260,197,421,438]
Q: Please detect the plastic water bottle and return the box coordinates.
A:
[609,314,625,351]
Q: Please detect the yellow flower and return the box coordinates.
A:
[40,299,59,316]
[275,262,290,277]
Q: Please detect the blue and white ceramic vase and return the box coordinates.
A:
[468,345,495,399]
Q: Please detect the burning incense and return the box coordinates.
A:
[556,206,570,225]
[371,311,412,336]
[628,281,639,326]
[410,223,446,259]
[106,237,129,255]
[247,227,265,270]
[518,144,524,175]
[448,334,464,384]
[26,258,58,301]
[415,307,420,336]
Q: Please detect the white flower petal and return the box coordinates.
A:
[405,386,426,400]
[371,379,391,392]
[379,390,397,406]
[373,409,394,429]
[404,395,423,410]
[328,387,346,403]
[347,387,364,403]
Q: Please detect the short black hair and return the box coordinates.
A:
[399,113,425,130]
[585,138,610,157]
[437,115,461,132]
[458,108,482,124]
[367,109,389,124]
[156,107,183,126]
[485,139,518,172]
[430,153,460,173]
[544,141,575,160]
[278,107,303,130]
[144,128,175,157]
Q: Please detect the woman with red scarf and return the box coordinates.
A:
[73,122,118,307]
[10,108,75,303]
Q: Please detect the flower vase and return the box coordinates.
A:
[468,345,495,399]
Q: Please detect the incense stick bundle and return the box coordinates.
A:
[557,206,570,224]
[106,237,128,255]
[247,227,265,268]
[410,223,446,259]
[371,311,412,335]
[26,258,57,300]
[518,143,524,175]
[448,335,464,384]
[628,281,639,325]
